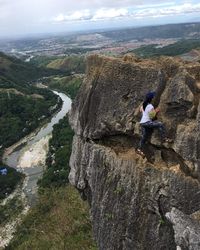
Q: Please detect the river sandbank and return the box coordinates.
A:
[18,135,51,169]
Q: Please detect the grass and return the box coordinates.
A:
[0,194,24,226]
[6,186,97,250]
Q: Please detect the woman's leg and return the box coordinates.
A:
[143,121,166,141]
[139,126,152,149]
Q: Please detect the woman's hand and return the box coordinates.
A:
[155,107,160,113]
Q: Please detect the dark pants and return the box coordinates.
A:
[139,121,166,149]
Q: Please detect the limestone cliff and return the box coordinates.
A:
[69,54,200,250]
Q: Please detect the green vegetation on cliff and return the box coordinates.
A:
[38,74,82,188]
[38,116,74,188]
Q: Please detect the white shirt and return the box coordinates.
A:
[140,104,154,124]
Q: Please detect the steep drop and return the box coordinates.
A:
[69,54,200,250]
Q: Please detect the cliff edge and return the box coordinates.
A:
[69,54,200,250]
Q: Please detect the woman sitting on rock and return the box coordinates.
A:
[136,91,172,157]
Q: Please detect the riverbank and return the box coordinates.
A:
[0,180,29,249]
[18,135,51,169]
[3,130,47,167]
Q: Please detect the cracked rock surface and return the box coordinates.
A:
[69,54,200,250]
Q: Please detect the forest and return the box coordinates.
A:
[0,52,62,200]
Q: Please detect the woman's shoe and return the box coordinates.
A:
[135,148,145,158]
[163,138,173,143]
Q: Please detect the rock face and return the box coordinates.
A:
[69,54,200,250]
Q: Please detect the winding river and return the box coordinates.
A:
[3,90,72,205]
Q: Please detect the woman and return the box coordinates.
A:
[136,91,172,157]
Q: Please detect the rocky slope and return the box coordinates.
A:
[69,54,200,250]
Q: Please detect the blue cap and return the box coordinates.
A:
[146,91,156,100]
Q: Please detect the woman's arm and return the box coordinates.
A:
[149,107,160,119]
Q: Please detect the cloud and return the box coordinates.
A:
[0,0,200,37]
[53,2,200,23]
[132,3,200,19]
[54,10,92,22]
[53,8,129,22]
[92,8,128,20]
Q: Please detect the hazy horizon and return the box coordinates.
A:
[0,0,200,39]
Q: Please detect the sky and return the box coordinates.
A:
[0,0,200,38]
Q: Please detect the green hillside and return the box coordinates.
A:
[0,52,60,90]
[132,39,200,58]
[0,52,61,151]
[46,56,86,74]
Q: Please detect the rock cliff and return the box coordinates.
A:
[69,54,200,250]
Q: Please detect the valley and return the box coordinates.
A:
[0,21,200,249]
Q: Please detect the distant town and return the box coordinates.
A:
[0,22,200,61]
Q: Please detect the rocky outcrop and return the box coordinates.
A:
[69,54,200,250]
[166,208,200,250]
